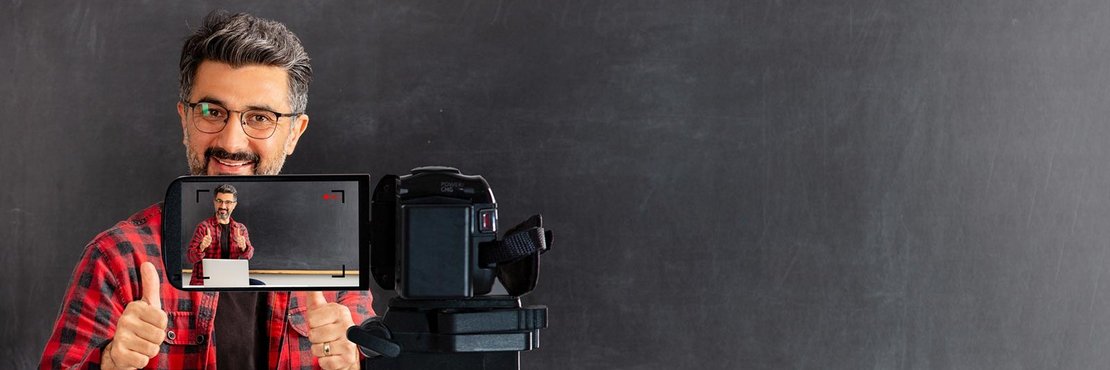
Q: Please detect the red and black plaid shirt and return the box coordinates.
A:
[39,203,376,369]
[187,216,254,286]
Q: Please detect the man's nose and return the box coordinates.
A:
[214,114,252,150]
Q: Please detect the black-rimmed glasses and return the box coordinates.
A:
[183,101,301,139]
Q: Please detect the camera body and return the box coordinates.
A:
[371,166,499,299]
[354,166,550,368]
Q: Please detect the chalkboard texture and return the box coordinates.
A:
[178,180,360,271]
[7,0,1110,369]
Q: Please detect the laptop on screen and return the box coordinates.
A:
[201,259,249,287]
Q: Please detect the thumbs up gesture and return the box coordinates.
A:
[102,262,167,369]
[200,228,212,251]
[305,292,359,369]
[235,227,247,251]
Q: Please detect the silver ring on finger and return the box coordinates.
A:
[323,341,332,356]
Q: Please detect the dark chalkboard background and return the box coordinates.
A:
[7,0,1110,368]
[178,180,360,271]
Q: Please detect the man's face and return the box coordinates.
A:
[177,61,309,176]
[214,192,237,222]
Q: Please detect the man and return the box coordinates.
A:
[40,11,372,369]
[187,184,255,286]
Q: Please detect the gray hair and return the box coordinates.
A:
[179,11,312,113]
[214,184,238,200]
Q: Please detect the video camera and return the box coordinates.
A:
[162,166,552,369]
[351,166,552,369]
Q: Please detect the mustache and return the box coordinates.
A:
[205,147,260,164]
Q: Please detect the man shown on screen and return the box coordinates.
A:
[187,184,254,286]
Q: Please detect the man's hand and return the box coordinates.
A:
[306,292,359,370]
[102,262,167,369]
[235,228,246,251]
[200,228,212,251]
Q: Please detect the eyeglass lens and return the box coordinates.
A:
[190,102,280,139]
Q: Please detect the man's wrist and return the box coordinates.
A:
[100,340,117,369]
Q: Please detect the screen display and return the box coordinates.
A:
[162,175,370,291]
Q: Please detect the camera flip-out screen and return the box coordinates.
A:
[162,175,370,291]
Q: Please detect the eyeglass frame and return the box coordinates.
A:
[213,199,238,205]
[182,100,303,140]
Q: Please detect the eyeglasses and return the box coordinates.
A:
[184,101,301,140]
[213,199,238,205]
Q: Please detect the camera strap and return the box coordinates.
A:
[480,228,548,265]
[481,215,553,297]
[480,215,550,266]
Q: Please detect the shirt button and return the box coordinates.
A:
[197,334,206,344]
[166,331,176,341]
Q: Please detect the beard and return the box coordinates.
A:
[184,130,286,176]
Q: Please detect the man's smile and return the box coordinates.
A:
[204,147,261,175]
[209,157,256,175]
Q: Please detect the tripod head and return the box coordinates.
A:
[348,297,547,369]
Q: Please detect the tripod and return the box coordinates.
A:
[348,296,548,370]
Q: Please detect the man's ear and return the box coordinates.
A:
[177,101,189,145]
[283,114,309,155]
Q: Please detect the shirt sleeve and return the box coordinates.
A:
[237,223,254,260]
[336,290,376,324]
[187,223,209,264]
[39,241,134,369]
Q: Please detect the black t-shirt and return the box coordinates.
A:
[214,292,269,368]
[219,223,231,259]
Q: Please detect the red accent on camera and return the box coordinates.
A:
[479,209,496,233]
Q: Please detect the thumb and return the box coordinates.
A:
[306,291,327,310]
[140,262,161,311]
